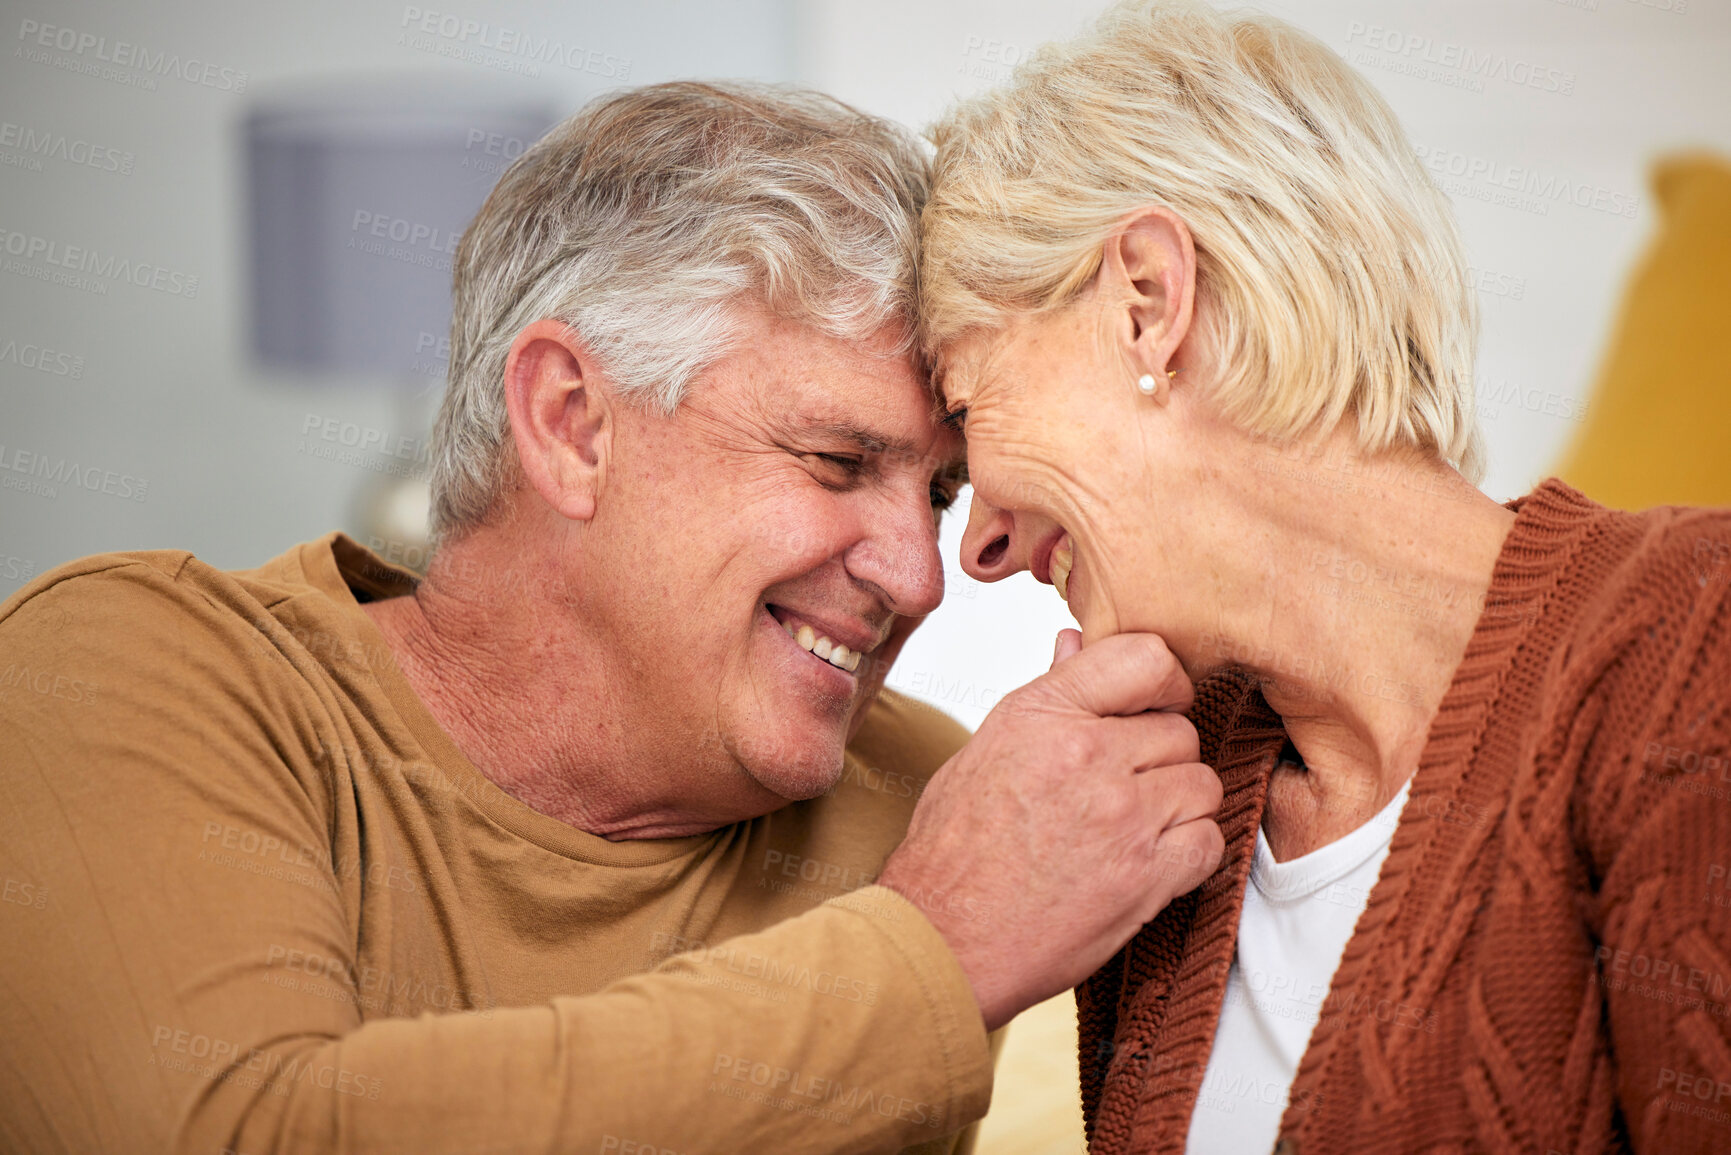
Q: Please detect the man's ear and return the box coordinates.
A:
[502,319,612,523]
[1098,207,1196,405]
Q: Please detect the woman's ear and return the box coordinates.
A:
[1099,207,1197,404]
[502,319,613,523]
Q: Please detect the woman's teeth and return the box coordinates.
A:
[785,621,862,672]
[1051,536,1074,602]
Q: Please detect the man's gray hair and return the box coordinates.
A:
[429,80,932,541]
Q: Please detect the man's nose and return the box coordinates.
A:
[845,492,946,619]
[959,494,1027,583]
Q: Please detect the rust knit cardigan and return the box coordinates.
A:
[1077,480,1731,1154]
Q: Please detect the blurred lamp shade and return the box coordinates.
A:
[246,80,554,378]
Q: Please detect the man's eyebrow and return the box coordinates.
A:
[796,418,916,456]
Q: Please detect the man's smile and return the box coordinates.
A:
[764,603,882,674]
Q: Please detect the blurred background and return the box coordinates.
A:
[3,1,1729,1150]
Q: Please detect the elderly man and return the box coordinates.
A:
[0,82,1222,1154]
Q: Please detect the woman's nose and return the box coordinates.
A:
[960,494,1023,582]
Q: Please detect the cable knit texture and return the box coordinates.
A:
[1076,479,1731,1154]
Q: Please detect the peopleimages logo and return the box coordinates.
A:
[397,7,631,80]
[1344,22,1576,96]
[0,443,149,502]
[459,127,532,177]
[1474,376,1590,424]
[0,226,199,297]
[1414,145,1640,220]
[0,337,83,378]
[15,19,248,92]
[0,119,134,175]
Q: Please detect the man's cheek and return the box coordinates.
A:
[875,613,925,676]
[847,615,922,738]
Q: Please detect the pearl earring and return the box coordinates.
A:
[1135,369,1177,396]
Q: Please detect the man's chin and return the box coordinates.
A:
[728,731,848,802]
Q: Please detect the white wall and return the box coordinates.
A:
[3,0,1729,731]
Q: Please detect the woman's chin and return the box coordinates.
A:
[1063,570,1094,634]
[1067,593,1107,647]
[1060,557,1135,647]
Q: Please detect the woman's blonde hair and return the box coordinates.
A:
[921,0,1484,480]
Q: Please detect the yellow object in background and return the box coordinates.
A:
[1556,154,1731,510]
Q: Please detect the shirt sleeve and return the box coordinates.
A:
[1583,569,1731,1151]
[0,562,992,1155]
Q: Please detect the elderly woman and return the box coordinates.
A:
[919,2,1731,1153]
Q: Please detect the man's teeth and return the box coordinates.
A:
[788,621,862,672]
[1051,537,1074,602]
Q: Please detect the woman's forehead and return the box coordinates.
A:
[931,329,1005,406]
[937,312,1060,406]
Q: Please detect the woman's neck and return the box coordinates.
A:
[1169,433,1517,860]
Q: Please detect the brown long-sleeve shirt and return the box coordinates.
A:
[1079,480,1731,1153]
[0,533,994,1154]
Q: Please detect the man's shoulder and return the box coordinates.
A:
[0,535,372,737]
[0,541,364,830]
[2,546,195,614]
[0,536,346,651]
[1,547,234,660]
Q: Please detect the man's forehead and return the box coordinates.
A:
[690,306,959,459]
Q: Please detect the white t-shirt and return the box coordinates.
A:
[1183,777,1413,1155]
